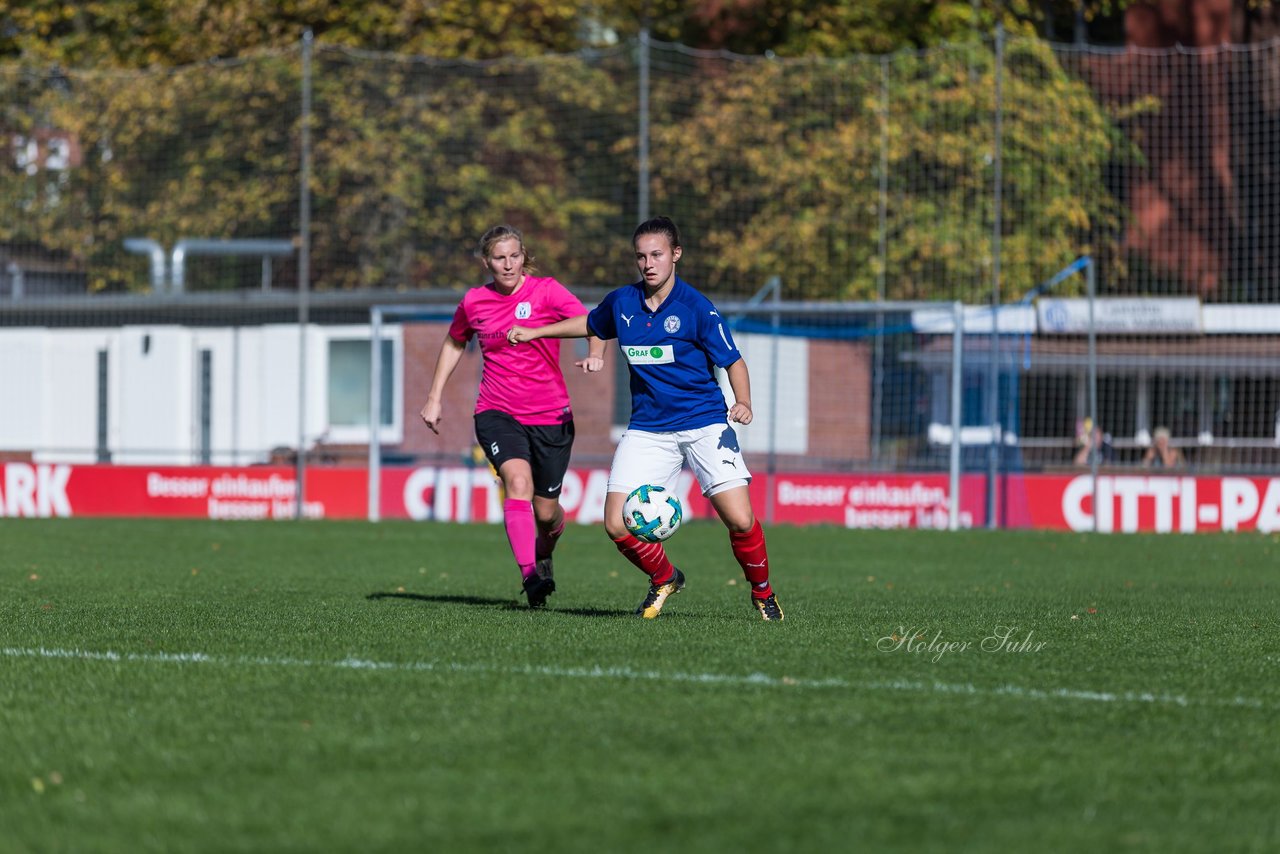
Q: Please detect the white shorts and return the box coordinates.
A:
[608,424,752,498]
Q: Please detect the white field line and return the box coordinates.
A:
[1,645,1268,711]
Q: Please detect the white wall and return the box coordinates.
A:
[716,331,809,455]
[113,327,196,464]
[44,330,112,463]
[0,330,49,452]
[0,324,391,466]
[0,330,109,463]
[243,324,326,459]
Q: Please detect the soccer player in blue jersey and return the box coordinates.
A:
[507,216,782,621]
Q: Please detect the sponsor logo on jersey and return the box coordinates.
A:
[624,345,675,365]
[664,315,681,334]
[620,312,634,327]
[516,301,532,320]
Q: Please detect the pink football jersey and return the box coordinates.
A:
[448,276,587,424]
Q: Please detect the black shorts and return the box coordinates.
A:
[474,410,575,499]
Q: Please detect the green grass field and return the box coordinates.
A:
[2,518,1278,853]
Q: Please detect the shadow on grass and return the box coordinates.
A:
[550,606,633,618]
[366,591,632,618]
[367,592,511,607]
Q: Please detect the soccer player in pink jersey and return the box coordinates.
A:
[419,225,593,608]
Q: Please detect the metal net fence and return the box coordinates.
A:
[2,34,1280,480]
[2,35,1277,301]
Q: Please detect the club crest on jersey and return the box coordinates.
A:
[663,315,681,334]
[515,301,532,320]
[624,345,675,365]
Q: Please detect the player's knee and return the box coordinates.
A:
[603,515,629,540]
[723,512,755,534]
[534,504,561,527]
[503,474,534,500]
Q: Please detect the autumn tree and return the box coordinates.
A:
[648,36,1129,299]
[0,1,1156,296]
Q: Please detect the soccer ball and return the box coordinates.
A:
[623,484,683,543]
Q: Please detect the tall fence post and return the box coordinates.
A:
[950,300,965,530]
[765,275,781,525]
[637,28,650,225]
[985,24,1006,530]
[368,307,383,522]
[1087,257,1099,532]
[873,55,890,465]
[294,28,314,519]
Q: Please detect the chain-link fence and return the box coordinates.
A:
[3,34,1278,301]
[3,34,1280,491]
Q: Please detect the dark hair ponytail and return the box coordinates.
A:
[632,216,681,250]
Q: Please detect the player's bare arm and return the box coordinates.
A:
[576,334,607,373]
[507,314,590,344]
[725,358,753,425]
[419,336,466,434]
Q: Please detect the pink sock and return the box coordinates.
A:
[503,498,537,579]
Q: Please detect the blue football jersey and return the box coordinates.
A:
[587,277,742,431]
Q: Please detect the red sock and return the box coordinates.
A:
[730,520,772,599]
[613,533,675,585]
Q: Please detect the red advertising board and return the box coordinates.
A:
[1015,473,1280,533]
[3,462,1280,533]
[0,463,364,521]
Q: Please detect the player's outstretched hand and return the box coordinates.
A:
[729,401,753,425]
[507,325,535,345]
[419,400,443,434]
[575,355,605,373]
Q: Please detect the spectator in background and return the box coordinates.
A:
[1142,426,1184,468]
[419,224,594,608]
[1073,418,1113,467]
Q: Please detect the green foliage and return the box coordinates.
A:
[0,4,1137,298]
[0,1,177,67]
[6,1,1241,67]
[307,48,632,289]
[0,0,608,66]
[652,36,1128,299]
[0,54,301,291]
[0,43,641,292]
[695,0,1042,56]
